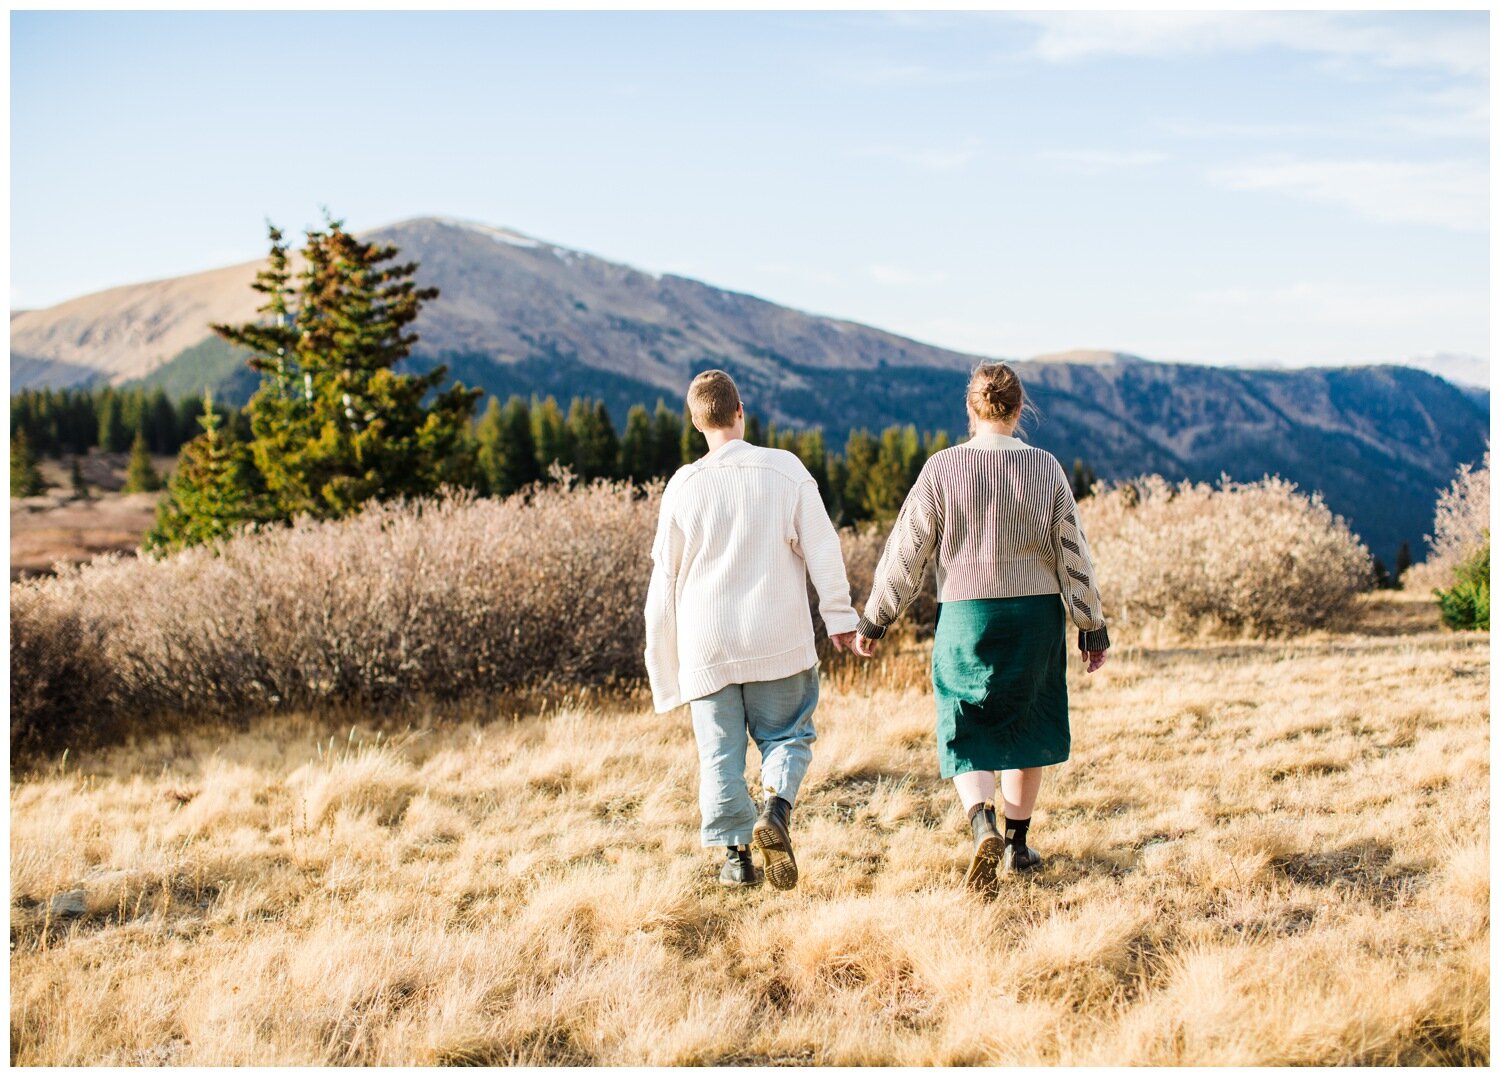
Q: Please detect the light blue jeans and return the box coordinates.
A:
[688,666,819,847]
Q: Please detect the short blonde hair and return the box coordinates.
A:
[687,369,742,430]
[967,362,1025,423]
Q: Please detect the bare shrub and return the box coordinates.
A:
[1086,475,1373,637]
[9,587,115,756]
[10,479,659,755]
[1405,451,1490,593]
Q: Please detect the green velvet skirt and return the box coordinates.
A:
[930,594,1070,778]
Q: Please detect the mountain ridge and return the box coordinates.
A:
[10,216,1490,561]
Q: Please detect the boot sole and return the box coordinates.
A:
[965,835,1003,892]
[752,819,798,891]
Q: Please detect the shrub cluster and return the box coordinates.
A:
[1084,475,1373,637]
[1436,540,1489,632]
[1405,451,1490,594]
[12,470,1381,756]
[11,480,659,756]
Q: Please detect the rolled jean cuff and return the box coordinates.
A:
[1079,626,1111,651]
[702,828,754,848]
[856,616,887,639]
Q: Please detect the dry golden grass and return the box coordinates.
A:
[10,592,1488,1065]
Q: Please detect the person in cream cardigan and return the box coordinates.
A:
[645,369,858,890]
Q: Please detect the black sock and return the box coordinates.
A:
[1004,816,1031,848]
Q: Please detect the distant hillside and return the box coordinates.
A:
[10,216,1489,562]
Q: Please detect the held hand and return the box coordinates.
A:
[852,633,880,658]
[1082,649,1108,673]
[829,631,856,653]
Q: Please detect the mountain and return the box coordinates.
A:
[10,216,1490,562]
[1398,352,1489,390]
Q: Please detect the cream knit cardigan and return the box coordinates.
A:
[644,439,858,712]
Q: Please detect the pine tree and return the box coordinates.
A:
[211,216,480,520]
[478,396,540,497]
[568,398,619,480]
[69,455,91,500]
[619,404,656,484]
[744,413,764,446]
[122,429,162,493]
[1394,541,1413,584]
[651,400,684,477]
[680,404,708,464]
[795,429,833,510]
[842,429,878,524]
[530,395,573,477]
[826,454,849,524]
[10,428,46,497]
[864,426,915,522]
[1071,458,1098,500]
[145,391,271,554]
[146,388,179,453]
[97,391,128,453]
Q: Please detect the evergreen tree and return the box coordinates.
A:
[744,413,763,446]
[862,426,914,522]
[211,216,480,520]
[69,455,91,500]
[651,400,684,477]
[10,428,46,497]
[842,429,878,523]
[1394,541,1413,584]
[145,388,179,453]
[680,404,708,464]
[478,396,540,497]
[530,395,573,476]
[619,404,656,484]
[1071,458,1098,500]
[146,391,271,554]
[97,391,128,453]
[122,429,162,493]
[1372,557,1392,590]
[568,398,619,480]
[795,429,833,510]
[826,453,850,524]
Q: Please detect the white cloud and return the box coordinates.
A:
[868,263,949,287]
[1013,12,1487,76]
[830,62,995,87]
[1038,148,1167,172]
[758,262,840,287]
[1155,117,1336,140]
[1211,157,1488,232]
[1193,280,1483,332]
[861,137,982,172]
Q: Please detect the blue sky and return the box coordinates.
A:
[10,10,1490,367]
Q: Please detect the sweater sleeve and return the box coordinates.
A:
[791,478,859,637]
[1050,476,1111,651]
[644,486,686,711]
[859,466,941,639]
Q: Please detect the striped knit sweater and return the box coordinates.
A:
[644,438,859,712]
[857,432,1111,651]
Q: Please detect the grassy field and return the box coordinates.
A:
[10,450,173,580]
[9,592,1488,1065]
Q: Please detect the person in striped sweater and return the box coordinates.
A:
[644,369,859,890]
[853,362,1111,892]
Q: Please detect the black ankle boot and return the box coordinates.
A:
[1002,816,1042,873]
[752,795,798,891]
[719,845,762,887]
[965,802,1003,892]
